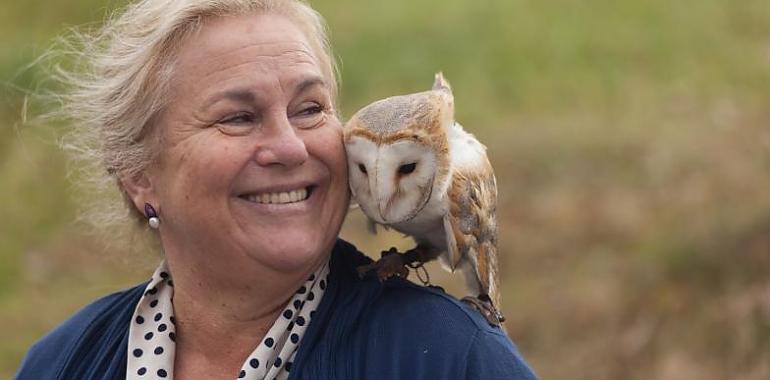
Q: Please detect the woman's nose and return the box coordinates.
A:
[253,113,309,168]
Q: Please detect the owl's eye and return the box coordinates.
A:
[398,163,417,175]
[358,163,368,175]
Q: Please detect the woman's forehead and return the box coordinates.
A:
[186,14,316,58]
[169,13,325,99]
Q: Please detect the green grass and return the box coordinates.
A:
[2,0,770,379]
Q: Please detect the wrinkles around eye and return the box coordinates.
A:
[213,111,258,136]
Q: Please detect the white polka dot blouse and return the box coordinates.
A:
[126,260,330,379]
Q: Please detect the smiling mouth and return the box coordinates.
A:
[239,186,315,205]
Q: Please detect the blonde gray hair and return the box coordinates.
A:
[57,0,338,231]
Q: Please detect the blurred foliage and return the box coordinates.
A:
[2,0,770,378]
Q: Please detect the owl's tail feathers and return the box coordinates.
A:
[457,243,506,328]
[433,72,452,93]
[474,241,501,308]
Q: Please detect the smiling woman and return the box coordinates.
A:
[14,1,537,379]
[131,13,349,276]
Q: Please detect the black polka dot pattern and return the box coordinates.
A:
[127,260,330,380]
[235,261,330,380]
[126,262,177,380]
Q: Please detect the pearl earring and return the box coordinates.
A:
[144,203,160,229]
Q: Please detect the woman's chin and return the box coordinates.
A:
[248,233,332,273]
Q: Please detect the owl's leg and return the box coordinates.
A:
[356,247,410,281]
[402,244,442,264]
[461,294,506,327]
[356,244,440,282]
[402,244,442,286]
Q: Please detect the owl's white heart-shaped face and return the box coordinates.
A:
[346,136,438,224]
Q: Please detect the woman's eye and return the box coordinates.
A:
[299,104,323,116]
[216,112,256,136]
[292,102,326,129]
[220,112,254,125]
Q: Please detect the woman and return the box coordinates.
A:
[15,0,538,379]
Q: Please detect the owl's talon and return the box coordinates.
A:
[461,294,506,327]
[383,247,398,256]
[357,249,410,282]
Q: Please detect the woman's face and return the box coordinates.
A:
[145,13,349,272]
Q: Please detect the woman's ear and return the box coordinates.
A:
[120,171,157,216]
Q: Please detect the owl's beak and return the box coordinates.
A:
[377,203,388,222]
[373,172,391,223]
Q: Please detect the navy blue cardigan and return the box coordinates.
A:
[15,240,538,379]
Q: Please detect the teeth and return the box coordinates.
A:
[246,188,309,204]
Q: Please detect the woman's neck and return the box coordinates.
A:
[162,247,325,378]
[170,285,285,379]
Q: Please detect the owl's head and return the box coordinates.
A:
[344,73,454,224]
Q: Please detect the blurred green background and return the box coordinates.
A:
[2,0,770,378]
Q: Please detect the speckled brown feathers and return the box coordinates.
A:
[445,161,500,306]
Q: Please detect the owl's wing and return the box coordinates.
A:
[443,153,500,304]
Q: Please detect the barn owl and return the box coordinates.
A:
[344,73,503,326]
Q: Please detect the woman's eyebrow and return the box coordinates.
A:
[293,76,326,96]
[202,88,256,111]
[201,76,326,110]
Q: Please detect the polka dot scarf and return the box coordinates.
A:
[126,260,329,380]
